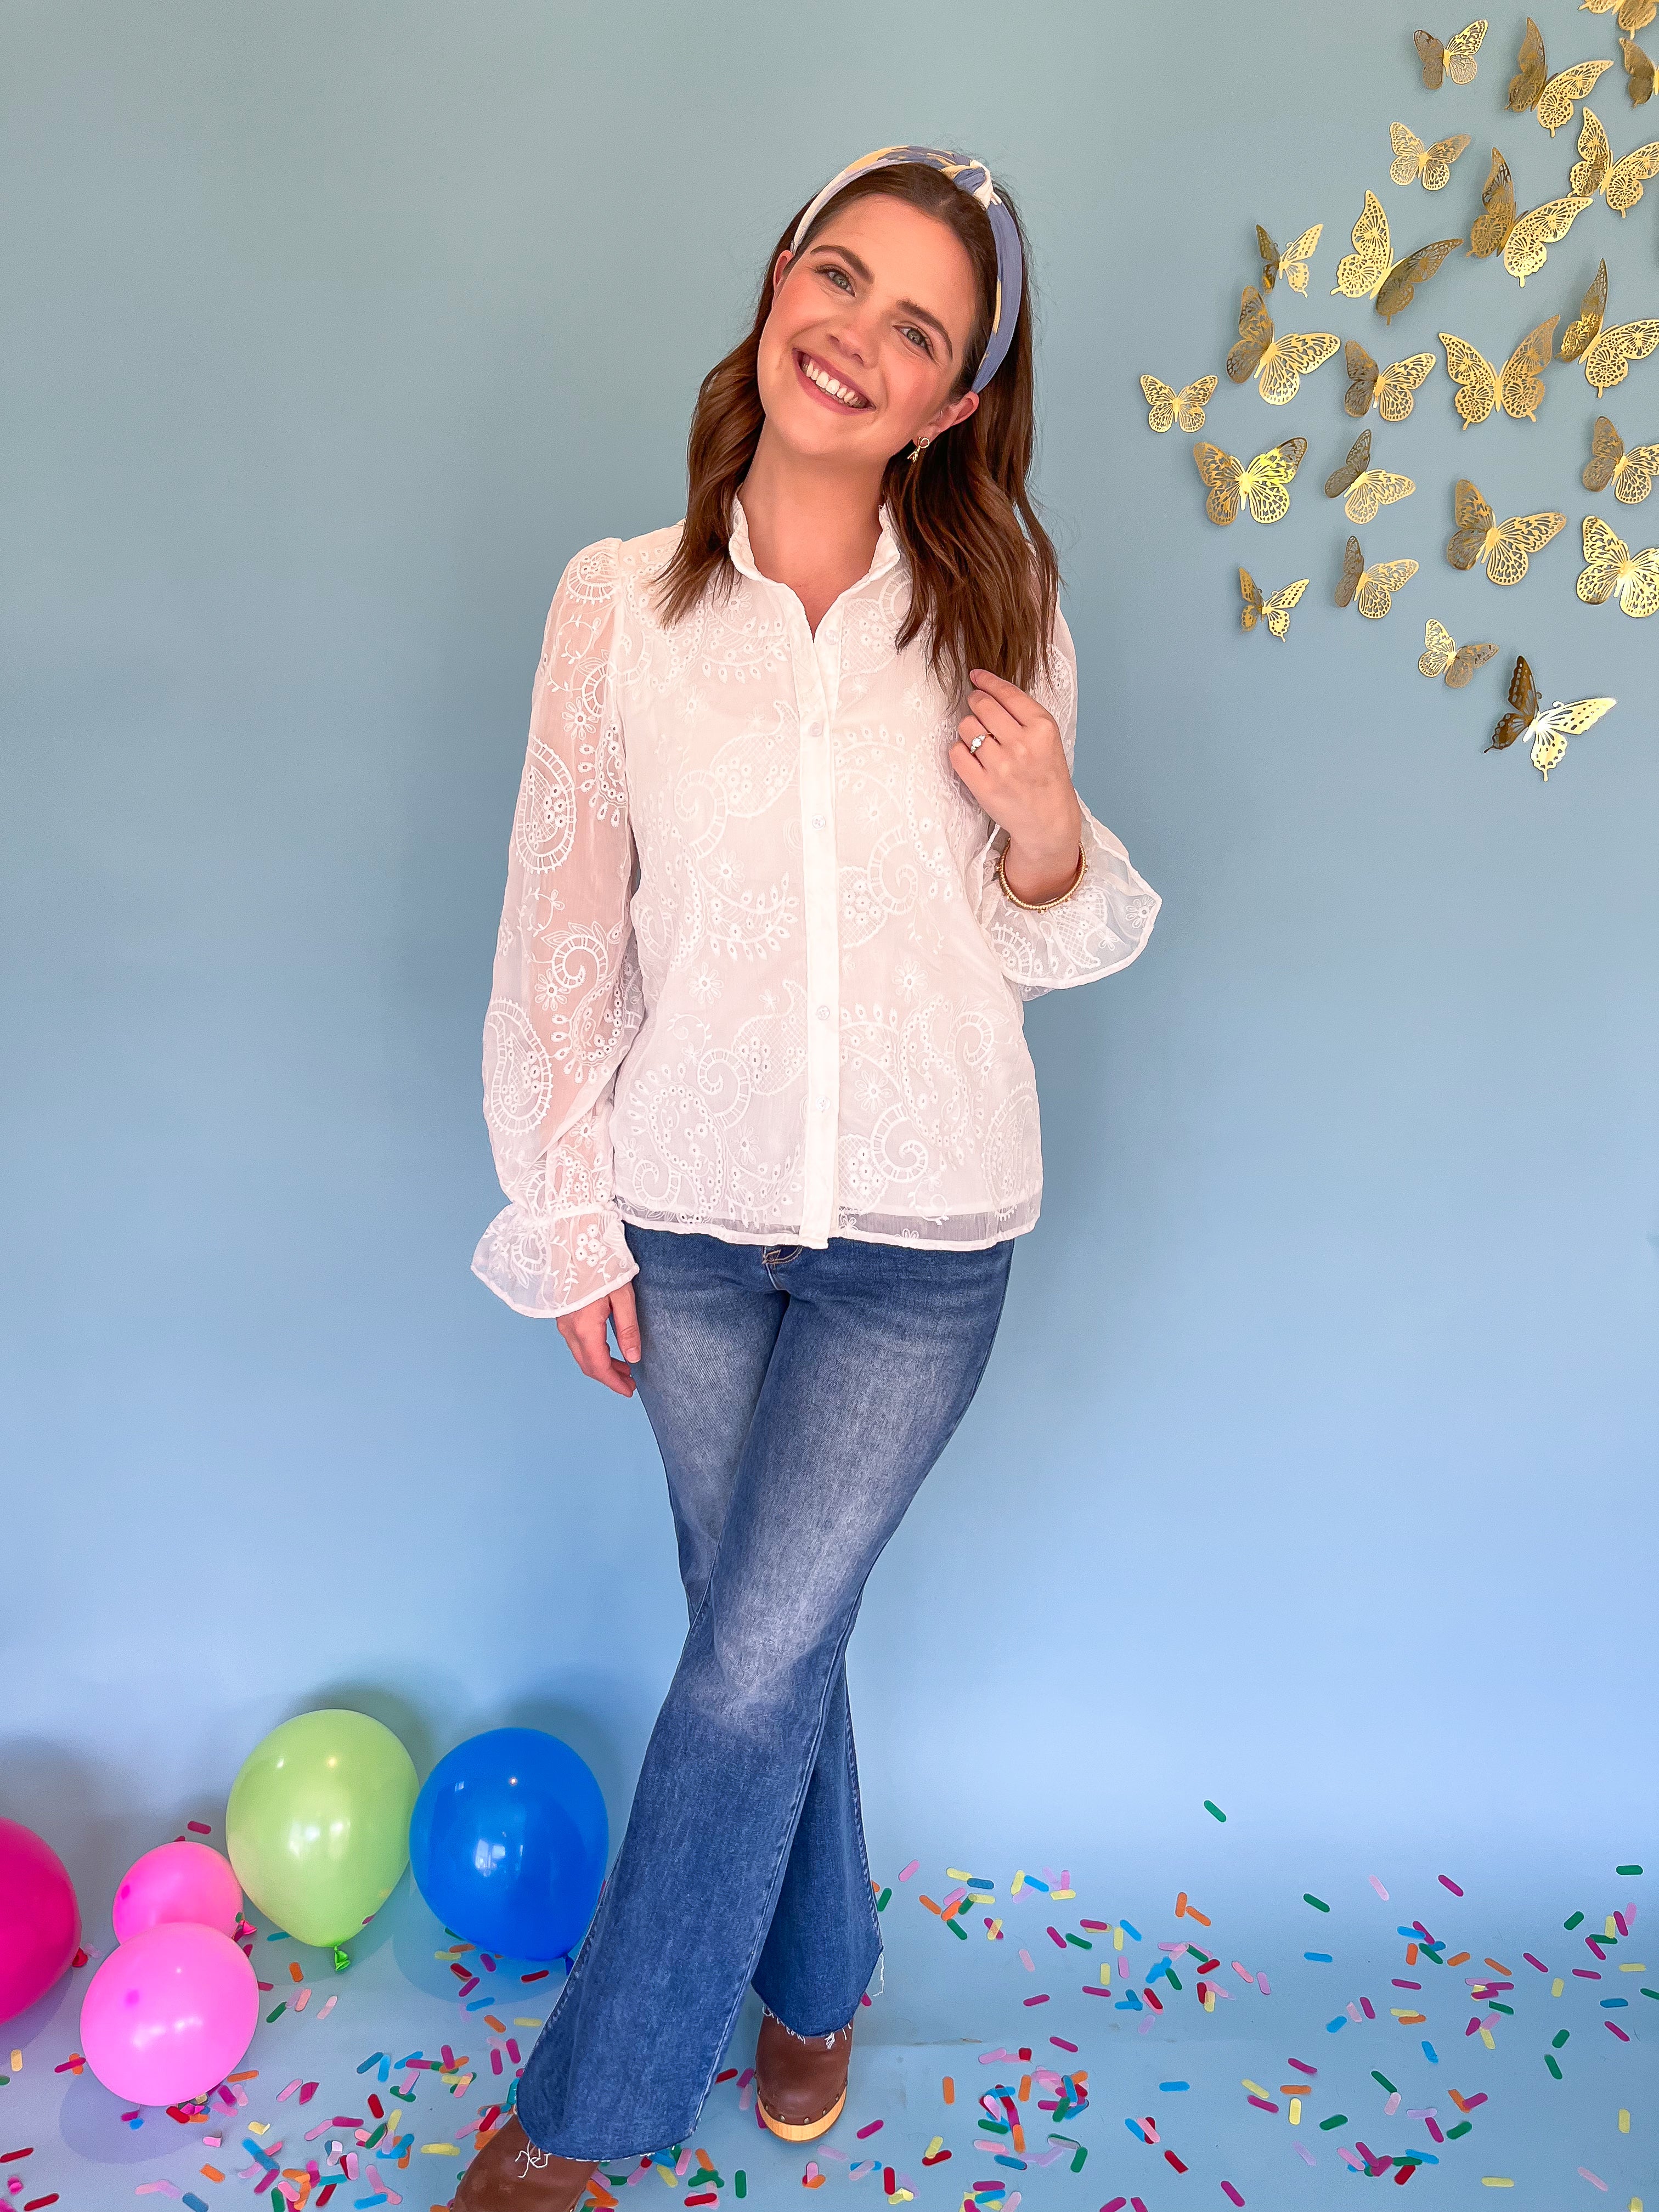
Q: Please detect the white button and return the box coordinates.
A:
[816,1005,829,1020]
[812,815,825,830]
[817,1097,829,1111]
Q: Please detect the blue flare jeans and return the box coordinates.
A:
[515,1224,1014,2159]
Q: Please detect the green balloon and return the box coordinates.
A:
[225,1710,417,1949]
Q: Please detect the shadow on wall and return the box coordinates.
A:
[0,1736,137,1948]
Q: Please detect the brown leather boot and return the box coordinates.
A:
[449,2113,596,2211]
[755,2011,855,2141]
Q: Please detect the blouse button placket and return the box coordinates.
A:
[791,597,844,1246]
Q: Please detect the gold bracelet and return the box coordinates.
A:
[996,840,1087,912]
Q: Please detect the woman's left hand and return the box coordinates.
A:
[949,668,1084,904]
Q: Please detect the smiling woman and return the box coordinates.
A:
[657,154,1055,696]
[458,146,1159,2212]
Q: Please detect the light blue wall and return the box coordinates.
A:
[4,0,1655,1976]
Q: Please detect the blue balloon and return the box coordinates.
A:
[408,1728,608,1961]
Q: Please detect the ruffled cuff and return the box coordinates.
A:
[979,803,1161,1000]
[471,1201,638,1320]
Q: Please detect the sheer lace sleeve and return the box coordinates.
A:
[471,541,645,1319]
[977,610,1161,1002]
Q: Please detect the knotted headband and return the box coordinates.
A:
[788,145,1023,395]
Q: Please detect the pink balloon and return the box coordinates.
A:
[0,1816,81,2024]
[112,1842,242,1943]
[80,1922,258,2106]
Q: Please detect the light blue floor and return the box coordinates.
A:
[1,1835,1646,2211]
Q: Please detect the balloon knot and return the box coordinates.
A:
[332,1944,351,1973]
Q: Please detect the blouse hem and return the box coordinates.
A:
[614,1206,1040,1256]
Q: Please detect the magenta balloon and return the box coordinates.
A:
[80,1923,258,2106]
[0,1817,81,2024]
[112,1842,242,1943]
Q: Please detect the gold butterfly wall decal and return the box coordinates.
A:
[1332,191,1462,320]
[1576,512,1659,613]
[1462,153,1602,276]
[1488,654,1617,778]
[1569,104,1611,190]
[1582,312,1659,396]
[1416,19,1489,86]
[1193,437,1308,525]
[1238,567,1311,638]
[1506,16,1613,131]
[1139,373,1220,433]
[1389,122,1472,188]
[1560,259,1610,360]
[1255,223,1323,295]
[1446,478,1566,582]
[1581,0,1656,34]
[1583,413,1659,499]
[1566,108,1659,209]
[1226,287,1340,402]
[1418,617,1499,685]
[1622,32,1656,104]
[1343,340,1437,419]
[1438,318,1559,425]
[1323,428,1418,522]
[1335,534,1419,618]
[1504,193,1594,282]
[1466,148,1517,255]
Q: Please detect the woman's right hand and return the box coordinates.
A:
[556,1281,641,1397]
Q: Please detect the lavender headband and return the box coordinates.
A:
[789,145,1023,394]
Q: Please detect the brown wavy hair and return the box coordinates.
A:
[653,162,1058,696]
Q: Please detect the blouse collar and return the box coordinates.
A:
[727,492,902,592]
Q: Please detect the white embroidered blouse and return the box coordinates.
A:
[473,503,1160,1319]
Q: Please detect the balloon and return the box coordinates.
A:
[80,1922,257,2105]
[225,1709,416,1950]
[112,1841,242,1943]
[409,1728,607,1961]
[0,1817,81,2023]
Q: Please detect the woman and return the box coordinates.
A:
[458,148,1158,2211]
